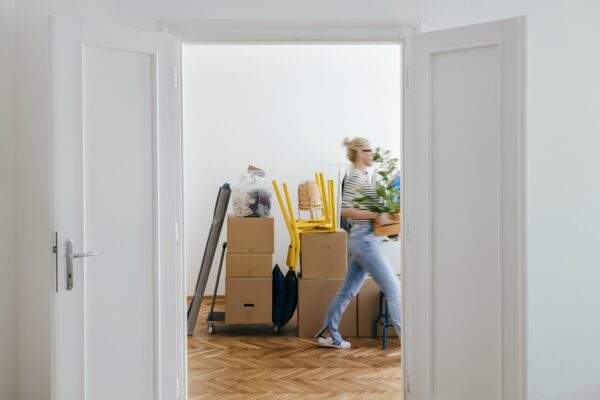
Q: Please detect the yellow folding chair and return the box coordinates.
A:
[272,172,338,270]
[272,180,299,271]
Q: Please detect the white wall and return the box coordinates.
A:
[183,44,402,296]
[13,1,417,398]
[0,0,17,398]
[49,0,420,31]
[418,2,600,399]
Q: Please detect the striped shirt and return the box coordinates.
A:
[342,167,378,225]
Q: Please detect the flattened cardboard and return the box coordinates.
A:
[357,276,401,337]
[300,230,347,279]
[298,278,357,338]
[225,278,272,324]
[227,253,273,278]
[227,216,274,254]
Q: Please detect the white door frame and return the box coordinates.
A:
[49,16,528,400]
[162,18,419,399]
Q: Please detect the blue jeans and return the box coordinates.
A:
[316,224,402,344]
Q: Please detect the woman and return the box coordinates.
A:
[315,137,402,349]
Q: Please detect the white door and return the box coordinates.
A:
[404,17,526,400]
[51,18,184,400]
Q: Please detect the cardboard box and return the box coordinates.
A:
[300,230,348,279]
[227,216,274,254]
[225,278,272,324]
[298,278,357,338]
[226,253,273,278]
[357,276,401,337]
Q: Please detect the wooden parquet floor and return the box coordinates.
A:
[188,297,402,400]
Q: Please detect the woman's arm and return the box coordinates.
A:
[341,208,378,220]
[341,208,394,225]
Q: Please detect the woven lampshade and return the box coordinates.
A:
[298,181,323,210]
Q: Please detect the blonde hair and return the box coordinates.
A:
[342,137,371,162]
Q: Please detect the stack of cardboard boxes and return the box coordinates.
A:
[225,215,400,336]
[297,230,357,337]
[225,216,274,325]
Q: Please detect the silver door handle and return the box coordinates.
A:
[65,239,97,291]
[71,250,98,258]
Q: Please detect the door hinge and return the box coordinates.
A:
[176,376,181,399]
[174,67,179,88]
[53,232,58,293]
[175,222,181,243]
[407,381,411,393]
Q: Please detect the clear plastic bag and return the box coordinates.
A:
[231,186,272,217]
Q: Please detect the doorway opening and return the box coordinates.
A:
[182,43,404,399]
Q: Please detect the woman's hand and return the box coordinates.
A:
[375,213,394,226]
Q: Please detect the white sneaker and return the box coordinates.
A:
[317,336,352,349]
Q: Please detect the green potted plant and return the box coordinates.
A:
[352,147,401,236]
